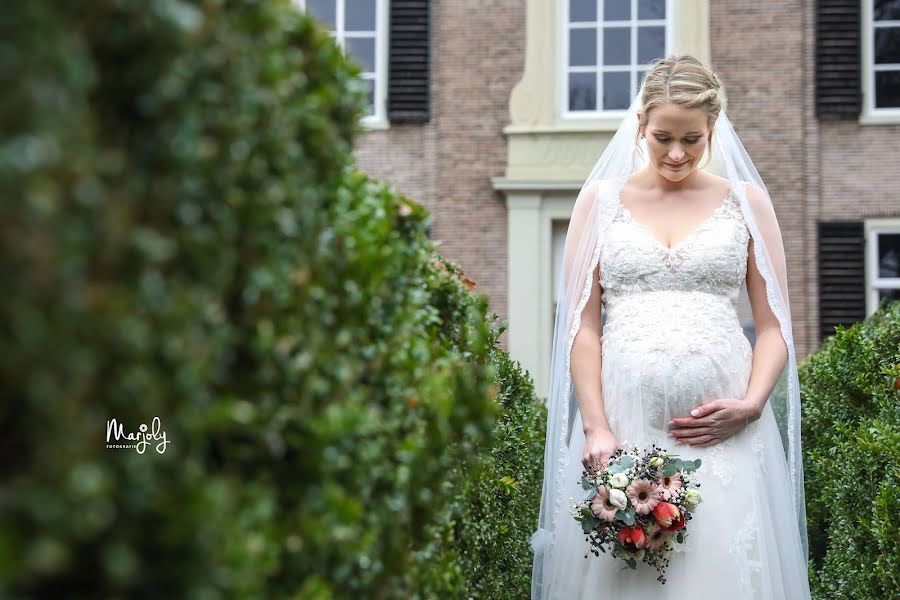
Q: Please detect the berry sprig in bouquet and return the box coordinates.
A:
[570,444,703,584]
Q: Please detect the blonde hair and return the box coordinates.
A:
[636,54,726,168]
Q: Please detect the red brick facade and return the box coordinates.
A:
[353,0,900,358]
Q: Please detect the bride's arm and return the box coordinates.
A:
[571,263,612,435]
[742,188,789,422]
[562,180,612,437]
[562,181,620,470]
[743,235,788,421]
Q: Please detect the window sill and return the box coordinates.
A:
[361,117,390,131]
[858,111,900,126]
[503,117,626,135]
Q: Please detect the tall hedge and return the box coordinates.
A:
[409,339,548,598]
[0,1,500,597]
[801,300,900,599]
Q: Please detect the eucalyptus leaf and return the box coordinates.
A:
[617,508,635,526]
[617,455,634,468]
[661,463,678,477]
[583,485,598,502]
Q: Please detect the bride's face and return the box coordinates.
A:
[639,103,712,182]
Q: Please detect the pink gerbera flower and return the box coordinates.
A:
[590,485,619,522]
[626,479,661,515]
[656,470,683,500]
[644,521,675,551]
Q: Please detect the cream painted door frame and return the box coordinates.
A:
[495,180,582,401]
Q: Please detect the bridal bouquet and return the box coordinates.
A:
[570,444,703,584]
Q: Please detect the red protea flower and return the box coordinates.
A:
[652,502,685,531]
[617,525,648,551]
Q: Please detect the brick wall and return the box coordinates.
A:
[710,0,815,356]
[354,0,526,351]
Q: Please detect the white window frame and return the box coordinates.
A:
[860,0,900,124]
[864,217,900,315]
[294,0,390,129]
[559,0,672,120]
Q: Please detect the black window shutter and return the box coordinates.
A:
[815,0,862,120]
[388,0,431,123]
[818,221,866,341]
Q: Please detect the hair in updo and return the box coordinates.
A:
[636,54,726,166]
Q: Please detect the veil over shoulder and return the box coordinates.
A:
[529,88,808,599]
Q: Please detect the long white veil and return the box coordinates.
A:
[529,84,808,598]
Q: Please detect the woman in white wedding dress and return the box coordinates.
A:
[530,55,811,599]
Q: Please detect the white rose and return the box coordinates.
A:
[634,548,646,561]
[608,488,628,510]
[609,472,630,489]
[663,539,678,553]
[649,456,664,468]
[684,488,702,508]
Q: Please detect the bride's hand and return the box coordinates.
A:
[582,429,623,474]
[667,398,758,448]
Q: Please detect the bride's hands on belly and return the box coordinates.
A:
[665,397,757,447]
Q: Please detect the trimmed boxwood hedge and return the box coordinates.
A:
[0,1,537,597]
[801,300,900,600]
[408,338,547,598]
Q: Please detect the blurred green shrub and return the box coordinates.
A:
[408,342,547,599]
[0,1,506,597]
[801,300,899,599]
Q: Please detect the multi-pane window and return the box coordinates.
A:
[296,0,384,122]
[871,0,900,110]
[867,224,900,312]
[564,0,668,114]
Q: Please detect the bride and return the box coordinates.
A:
[529,55,812,599]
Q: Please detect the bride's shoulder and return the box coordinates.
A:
[697,171,732,195]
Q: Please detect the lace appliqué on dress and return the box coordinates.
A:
[750,421,768,476]
[705,434,738,487]
[600,189,750,305]
[729,511,763,594]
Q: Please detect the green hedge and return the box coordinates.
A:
[0,1,504,597]
[409,337,547,598]
[801,300,900,599]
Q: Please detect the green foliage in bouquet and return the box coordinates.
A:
[801,300,900,600]
[407,334,548,599]
[0,1,499,597]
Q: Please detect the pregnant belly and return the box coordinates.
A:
[599,291,753,435]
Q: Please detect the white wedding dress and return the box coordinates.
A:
[544,185,812,599]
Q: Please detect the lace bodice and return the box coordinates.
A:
[598,185,752,357]
[599,185,750,308]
